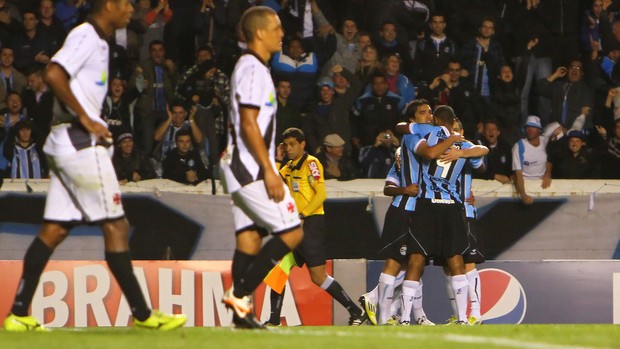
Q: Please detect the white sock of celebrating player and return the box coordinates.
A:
[444,274,457,318]
[378,273,396,324]
[367,285,379,304]
[466,269,482,318]
[393,270,406,288]
[451,274,469,322]
[400,280,417,324]
[409,280,426,322]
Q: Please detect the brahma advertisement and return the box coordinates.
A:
[0,261,333,328]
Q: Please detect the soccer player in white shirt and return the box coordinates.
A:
[219,6,303,329]
[4,0,186,332]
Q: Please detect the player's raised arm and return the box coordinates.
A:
[44,63,111,141]
[415,133,463,160]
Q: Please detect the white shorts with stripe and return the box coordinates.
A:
[231,180,301,235]
[44,145,124,223]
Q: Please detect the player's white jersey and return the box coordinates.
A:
[44,21,110,156]
[220,51,278,193]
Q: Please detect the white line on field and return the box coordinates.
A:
[271,328,610,349]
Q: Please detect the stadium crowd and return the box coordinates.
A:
[0,0,619,186]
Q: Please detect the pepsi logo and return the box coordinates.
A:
[479,268,527,324]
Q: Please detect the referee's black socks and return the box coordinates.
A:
[105,251,151,321]
[11,237,53,316]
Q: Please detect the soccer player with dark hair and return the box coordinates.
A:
[4,0,186,331]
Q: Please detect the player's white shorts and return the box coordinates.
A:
[44,145,124,223]
[231,180,301,235]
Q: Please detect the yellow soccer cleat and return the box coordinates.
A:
[358,295,377,326]
[4,314,49,332]
[134,310,187,330]
[467,315,483,325]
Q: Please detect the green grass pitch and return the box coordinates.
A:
[1,325,619,349]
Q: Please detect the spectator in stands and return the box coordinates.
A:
[138,0,172,62]
[413,12,458,84]
[176,45,230,167]
[474,120,513,184]
[130,40,178,153]
[0,92,26,176]
[55,0,89,32]
[305,64,362,155]
[357,30,372,49]
[323,17,362,76]
[0,0,22,46]
[162,129,208,185]
[381,53,415,105]
[153,100,203,165]
[352,72,403,148]
[359,129,398,179]
[512,116,552,205]
[512,2,554,123]
[581,0,604,55]
[112,132,156,185]
[595,120,620,178]
[0,47,26,111]
[316,133,359,181]
[37,0,66,50]
[271,34,336,113]
[375,21,413,77]
[491,65,523,146]
[275,79,302,145]
[4,119,45,179]
[537,61,593,131]
[548,130,600,179]
[22,68,53,147]
[102,77,142,141]
[355,44,381,85]
[420,59,477,136]
[460,17,506,132]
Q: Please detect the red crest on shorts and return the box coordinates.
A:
[112,193,121,206]
[286,202,295,213]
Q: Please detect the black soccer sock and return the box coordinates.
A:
[268,286,286,324]
[11,237,53,316]
[105,251,151,321]
[234,237,290,298]
[231,249,256,290]
[325,279,362,316]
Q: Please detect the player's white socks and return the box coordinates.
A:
[393,270,406,288]
[409,280,426,322]
[367,285,379,304]
[466,269,482,318]
[378,273,395,324]
[400,280,418,323]
[451,274,469,322]
[444,274,457,318]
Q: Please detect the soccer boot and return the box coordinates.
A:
[134,310,187,330]
[467,315,483,325]
[398,320,411,326]
[451,320,471,326]
[348,309,368,326]
[358,294,377,325]
[262,320,281,327]
[4,314,48,332]
[222,288,265,329]
[416,316,435,326]
[444,315,457,325]
[385,315,399,326]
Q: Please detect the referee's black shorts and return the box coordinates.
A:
[377,204,411,265]
[293,214,327,268]
[407,199,469,260]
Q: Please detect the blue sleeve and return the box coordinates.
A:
[462,141,484,168]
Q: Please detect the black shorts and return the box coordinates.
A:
[463,218,485,264]
[407,199,469,260]
[293,215,327,268]
[377,204,411,265]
